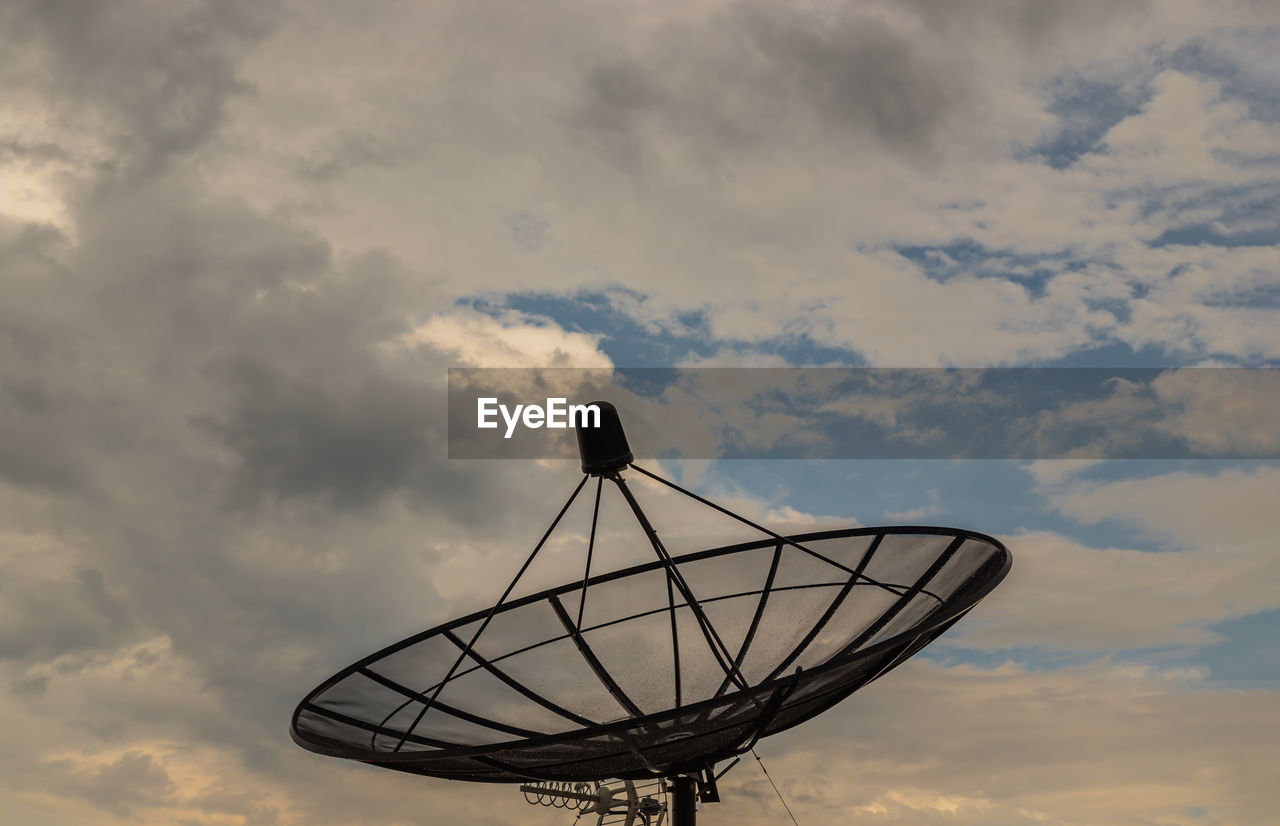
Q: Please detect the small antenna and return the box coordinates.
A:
[576,400,633,475]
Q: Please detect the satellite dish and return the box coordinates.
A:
[291,402,1011,824]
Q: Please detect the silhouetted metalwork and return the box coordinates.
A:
[291,403,1011,825]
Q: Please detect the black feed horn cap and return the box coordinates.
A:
[575,401,633,475]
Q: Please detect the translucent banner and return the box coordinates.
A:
[447,367,1280,460]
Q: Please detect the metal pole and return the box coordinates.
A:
[671,776,697,826]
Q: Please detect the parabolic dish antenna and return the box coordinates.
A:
[291,402,1011,824]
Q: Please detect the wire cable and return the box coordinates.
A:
[752,749,799,826]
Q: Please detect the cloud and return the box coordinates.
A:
[0,532,136,663]
[396,309,611,368]
[68,0,1258,369]
[884,489,941,521]
[575,2,987,171]
[733,658,1278,826]
[0,65,642,823]
[947,464,1280,651]
[953,528,1279,650]
[42,751,174,817]
[1017,377,1159,458]
[1046,464,1280,549]
[1151,368,1280,454]
[194,356,441,510]
[2,0,275,167]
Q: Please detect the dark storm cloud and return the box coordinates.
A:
[0,377,82,490]
[297,132,412,183]
[0,564,136,662]
[71,189,494,513]
[13,164,490,515]
[0,133,541,753]
[0,152,526,681]
[900,0,1152,44]
[0,0,299,492]
[0,15,516,775]
[0,161,536,778]
[738,8,973,154]
[575,3,979,165]
[2,0,276,173]
[42,751,174,817]
[0,182,334,495]
[0,220,101,492]
[196,357,436,510]
[571,0,1160,173]
[0,137,74,166]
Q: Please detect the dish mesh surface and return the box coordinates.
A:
[292,525,1009,782]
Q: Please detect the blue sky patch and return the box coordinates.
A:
[1028,69,1155,168]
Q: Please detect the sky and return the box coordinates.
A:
[1,1,1278,825]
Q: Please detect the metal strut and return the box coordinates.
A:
[389,475,589,752]
[628,463,922,598]
[574,475,605,630]
[610,473,753,695]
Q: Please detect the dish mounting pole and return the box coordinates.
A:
[670,775,698,826]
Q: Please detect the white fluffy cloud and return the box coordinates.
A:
[394,310,611,368]
[739,657,1278,826]
[951,464,1280,650]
